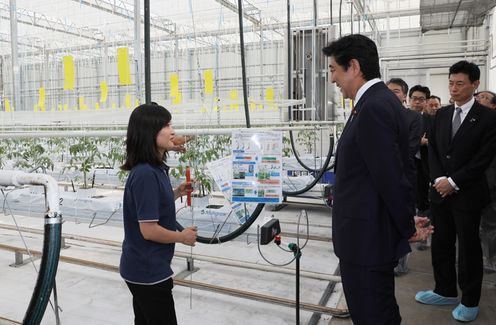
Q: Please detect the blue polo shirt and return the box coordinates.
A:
[120,163,177,284]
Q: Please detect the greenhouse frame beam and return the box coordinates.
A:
[0,2,104,42]
[214,0,261,26]
[69,0,176,34]
[0,32,44,50]
[353,0,382,44]
[3,9,422,58]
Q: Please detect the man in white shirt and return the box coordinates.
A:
[416,61,496,322]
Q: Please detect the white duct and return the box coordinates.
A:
[0,170,60,217]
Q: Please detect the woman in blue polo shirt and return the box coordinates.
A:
[120,103,197,325]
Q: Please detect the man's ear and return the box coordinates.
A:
[349,59,361,77]
[473,80,480,90]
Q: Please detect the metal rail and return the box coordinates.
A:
[0,241,348,317]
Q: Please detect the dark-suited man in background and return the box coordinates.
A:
[416,61,496,322]
[324,34,431,324]
[387,78,424,275]
[409,85,432,215]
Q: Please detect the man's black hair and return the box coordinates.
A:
[429,95,441,103]
[409,85,431,99]
[387,78,409,95]
[449,60,480,83]
[322,34,381,81]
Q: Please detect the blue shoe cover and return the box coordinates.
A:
[415,290,458,305]
[452,303,479,322]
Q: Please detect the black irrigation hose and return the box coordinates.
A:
[289,131,335,173]
[176,202,265,244]
[283,134,334,197]
[176,134,333,243]
[23,213,62,325]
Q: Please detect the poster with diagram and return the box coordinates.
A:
[231,130,283,203]
[206,155,254,224]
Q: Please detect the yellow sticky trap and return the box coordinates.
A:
[229,89,239,111]
[204,69,214,95]
[63,104,68,111]
[111,103,116,110]
[170,73,179,97]
[34,87,46,112]
[265,87,275,101]
[5,99,11,112]
[58,104,62,111]
[125,93,131,109]
[170,73,182,104]
[78,97,88,110]
[135,99,139,107]
[63,56,75,90]
[200,106,208,113]
[265,87,276,110]
[249,101,256,110]
[172,92,182,105]
[95,102,100,110]
[117,48,132,86]
[100,81,108,103]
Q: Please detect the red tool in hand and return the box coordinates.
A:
[185,166,192,207]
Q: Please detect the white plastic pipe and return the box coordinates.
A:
[0,170,60,216]
[0,125,338,139]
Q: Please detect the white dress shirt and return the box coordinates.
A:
[435,96,476,191]
[354,78,382,106]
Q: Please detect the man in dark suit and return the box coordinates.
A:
[416,61,496,322]
[409,85,432,215]
[324,34,430,324]
[387,78,424,275]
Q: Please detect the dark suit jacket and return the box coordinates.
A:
[419,113,434,175]
[405,109,423,193]
[333,82,416,266]
[428,101,496,210]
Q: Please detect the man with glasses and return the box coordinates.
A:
[475,91,496,109]
[409,85,430,113]
[409,85,432,216]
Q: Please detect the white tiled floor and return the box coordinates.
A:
[0,201,340,325]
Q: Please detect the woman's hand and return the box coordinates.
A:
[174,180,193,199]
[181,226,197,246]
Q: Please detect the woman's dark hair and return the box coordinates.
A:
[121,103,172,171]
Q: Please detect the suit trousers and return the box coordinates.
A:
[415,157,429,212]
[431,201,483,307]
[126,278,178,325]
[340,262,401,325]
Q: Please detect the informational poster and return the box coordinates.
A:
[231,130,283,203]
[207,155,234,200]
[206,155,252,224]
